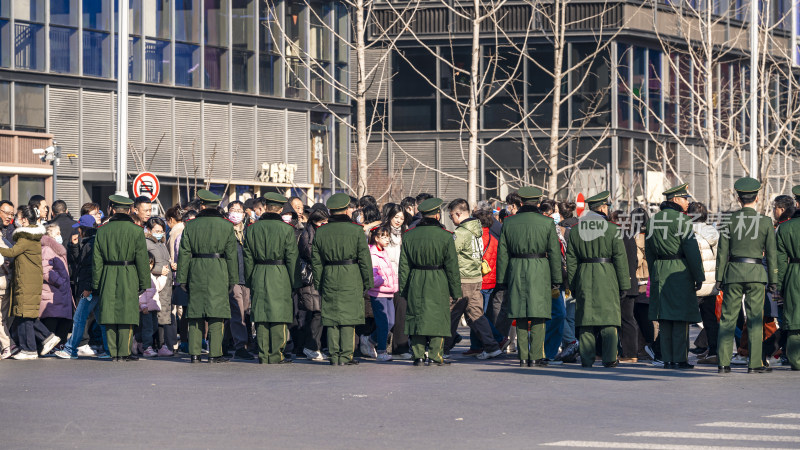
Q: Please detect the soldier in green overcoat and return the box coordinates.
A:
[565,191,630,368]
[92,195,150,361]
[716,177,777,374]
[776,185,800,371]
[310,193,373,365]
[496,187,562,367]
[177,189,239,363]
[398,198,461,366]
[243,192,300,364]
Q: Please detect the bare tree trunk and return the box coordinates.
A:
[547,1,564,197]
[467,0,480,206]
[355,0,369,197]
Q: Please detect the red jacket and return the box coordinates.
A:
[481,227,498,290]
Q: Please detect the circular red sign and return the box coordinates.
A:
[133,172,160,201]
[576,192,585,216]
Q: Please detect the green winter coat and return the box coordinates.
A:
[243,213,300,324]
[0,225,45,318]
[565,211,630,327]
[399,217,462,337]
[777,212,800,330]
[496,205,562,319]
[716,207,777,285]
[453,218,484,283]
[177,208,239,319]
[645,203,704,322]
[92,214,151,325]
[311,214,373,327]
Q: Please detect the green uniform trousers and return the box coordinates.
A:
[579,326,618,366]
[718,282,764,368]
[256,322,289,364]
[410,335,445,362]
[786,330,800,370]
[659,320,689,364]
[189,318,224,357]
[327,325,355,364]
[516,318,546,362]
[105,324,134,357]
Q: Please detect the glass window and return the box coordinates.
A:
[393,48,435,98]
[648,49,662,131]
[232,0,255,93]
[83,0,110,30]
[144,0,171,39]
[204,47,228,90]
[115,35,142,81]
[0,81,9,128]
[285,0,307,99]
[232,50,254,92]
[145,39,170,83]
[50,26,78,74]
[14,22,44,70]
[115,0,142,35]
[83,31,110,77]
[485,140,524,199]
[572,44,611,128]
[528,47,554,128]
[440,46,470,130]
[632,46,647,130]
[334,3,348,103]
[14,83,45,131]
[0,2,7,18]
[259,1,280,96]
[391,99,435,131]
[50,0,78,26]
[310,2,331,101]
[483,46,523,130]
[16,0,45,22]
[176,0,200,43]
[175,43,201,87]
[0,20,8,67]
[18,177,45,207]
[617,43,630,129]
[0,176,9,201]
[204,0,229,47]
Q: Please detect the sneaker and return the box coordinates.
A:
[178,342,189,354]
[142,347,158,357]
[394,352,413,360]
[1,344,19,359]
[376,352,393,362]
[233,348,255,361]
[54,349,78,359]
[697,354,719,365]
[40,335,61,356]
[96,352,112,360]
[443,353,451,359]
[157,345,174,357]
[651,358,665,367]
[12,350,38,360]
[476,349,503,360]
[359,335,377,359]
[644,344,656,360]
[499,337,511,352]
[303,348,324,361]
[547,358,564,365]
[731,354,749,365]
[556,341,579,363]
[201,340,209,354]
[462,348,482,357]
[77,344,97,357]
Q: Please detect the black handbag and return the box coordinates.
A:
[300,259,313,287]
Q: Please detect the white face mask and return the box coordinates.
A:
[281,214,292,224]
[228,212,244,224]
[14,219,23,228]
[249,211,257,221]
[552,213,561,224]
[151,232,164,241]
[54,235,63,245]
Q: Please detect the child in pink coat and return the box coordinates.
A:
[365,226,398,362]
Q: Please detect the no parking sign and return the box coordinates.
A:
[133,172,160,202]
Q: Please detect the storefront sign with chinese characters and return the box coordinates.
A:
[258,162,298,184]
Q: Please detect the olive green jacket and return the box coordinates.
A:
[243,213,300,324]
[566,211,630,327]
[0,225,45,319]
[399,218,462,337]
[645,203,704,322]
[496,205,562,319]
[716,207,777,285]
[92,214,151,325]
[311,214,373,326]
[177,208,239,319]
[777,212,800,330]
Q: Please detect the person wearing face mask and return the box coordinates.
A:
[225,201,255,361]
[538,199,568,364]
[39,224,73,345]
[252,197,267,222]
[143,217,175,357]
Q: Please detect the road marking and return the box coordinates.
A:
[767,413,800,419]
[620,431,800,443]
[540,441,790,449]
[698,422,800,430]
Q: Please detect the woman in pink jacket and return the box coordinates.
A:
[40,225,73,344]
[367,226,398,362]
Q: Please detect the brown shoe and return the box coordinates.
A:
[619,357,638,363]
[697,354,719,365]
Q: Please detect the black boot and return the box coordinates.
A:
[519,360,526,367]
[413,358,425,366]
[190,355,202,363]
[344,359,359,366]
[603,360,619,368]
[747,366,772,373]
[533,359,549,367]
[717,365,731,373]
[120,355,139,361]
[209,356,230,363]
[675,362,694,370]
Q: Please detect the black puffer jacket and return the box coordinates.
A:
[76,228,97,295]
[297,222,321,311]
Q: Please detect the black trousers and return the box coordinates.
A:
[40,317,72,344]
[391,294,410,354]
[619,296,639,358]
[295,310,323,353]
[633,302,655,344]
[698,295,719,356]
[16,318,51,352]
[488,289,513,338]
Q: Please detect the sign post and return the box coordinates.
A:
[133,172,160,202]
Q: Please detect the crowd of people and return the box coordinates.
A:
[0,177,795,373]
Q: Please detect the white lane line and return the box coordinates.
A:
[698,422,800,430]
[620,431,800,443]
[540,441,790,449]
[767,413,800,419]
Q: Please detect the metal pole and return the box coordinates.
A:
[749,0,759,177]
[116,0,129,196]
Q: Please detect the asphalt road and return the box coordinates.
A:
[0,337,798,449]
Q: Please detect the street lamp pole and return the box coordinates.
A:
[116,0,129,196]
[749,0,759,178]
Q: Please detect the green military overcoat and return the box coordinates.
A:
[398,217,462,337]
[777,211,800,330]
[311,214,373,327]
[496,205,562,319]
[566,211,630,327]
[177,208,239,319]
[243,213,300,324]
[92,214,150,325]
[716,207,778,285]
[645,203,704,323]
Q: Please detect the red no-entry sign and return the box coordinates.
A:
[576,192,585,216]
[133,172,160,202]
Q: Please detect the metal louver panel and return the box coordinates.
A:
[231,105,257,181]
[82,90,113,170]
[365,141,391,198]
[204,103,230,180]
[144,96,173,175]
[48,88,80,177]
[56,177,80,212]
[257,108,285,166]
[174,100,202,180]
[126,95,144,171]
[286,111,308,184]
[394,141,436,196]
[438,140,468,201]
